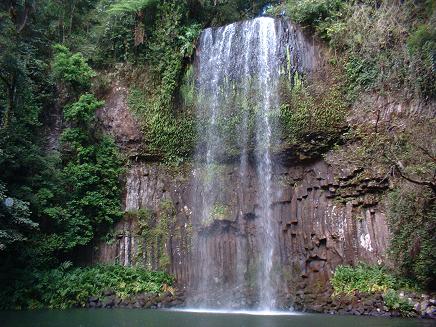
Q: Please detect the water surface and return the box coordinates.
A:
[1,309,435,327]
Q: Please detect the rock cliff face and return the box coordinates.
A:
[89,41,434,307]
[91,82,392,303]
[91,160,390,304]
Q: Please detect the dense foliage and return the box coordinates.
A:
[0,264,174,309]
[332,264,415,316]
[331,264,399,295]
[0,0,125,302]
[0,182,37,250]
[52,44,96,92]
[126,1,199,162]
[387,186,436,289]
[269,0,436,101]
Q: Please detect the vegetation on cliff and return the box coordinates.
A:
[269,0,435,101]
[269,0,435,289]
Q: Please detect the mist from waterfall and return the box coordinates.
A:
[189,17,313,310]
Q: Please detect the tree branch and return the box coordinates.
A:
[394,163,436,193]
[415,145,436,162]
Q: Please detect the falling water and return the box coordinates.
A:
[255,20,279,310]
[190,17,314,310]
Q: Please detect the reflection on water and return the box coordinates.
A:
[1,309,435,327]
[171,308,304,316]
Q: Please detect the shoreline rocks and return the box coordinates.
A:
[85,290,185,310]
[292,289,436,319]
[84,287,435,320]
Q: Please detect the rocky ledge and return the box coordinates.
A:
[293,290,436,319]
[84,287,436,320]
[85,290,185,309]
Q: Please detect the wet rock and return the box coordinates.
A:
[424,306,436,319]
[88,296,99,303]
[102,296,115,308]
[310,304,324,313]
[103,289,115,296]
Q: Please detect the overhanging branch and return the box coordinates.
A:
[394,163,436,193]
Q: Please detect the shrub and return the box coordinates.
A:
[387,186,436,289]
[63,93,104,127]
[331,264,397,295]
[345,56,378,100]
[383,289,414,316]
[0,264,174,309]
[52,44,96,92]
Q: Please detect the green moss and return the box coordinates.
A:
[128,87,196,163]
[179,65,195,108]
[128,199,176,270]
[279,71,348,155]
[210,203,231,221]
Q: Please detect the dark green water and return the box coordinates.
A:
[1,309,435,327]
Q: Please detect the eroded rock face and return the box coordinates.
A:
[96,79,143,156]
[92,159,390,305]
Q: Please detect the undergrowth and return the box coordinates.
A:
[331,263,416,315]
[331,264,398,295]
[0,264,174,310]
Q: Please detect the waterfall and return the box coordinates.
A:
[189,17,314,310]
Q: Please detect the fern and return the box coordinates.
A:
[109,0,157,14]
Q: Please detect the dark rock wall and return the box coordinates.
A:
[91,159,390,301]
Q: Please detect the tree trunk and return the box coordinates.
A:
[134,10,145,46]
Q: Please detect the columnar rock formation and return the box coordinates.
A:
[92,160,390,307]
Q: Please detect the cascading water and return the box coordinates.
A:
[255,20,280,310]
[189,17,314,310]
